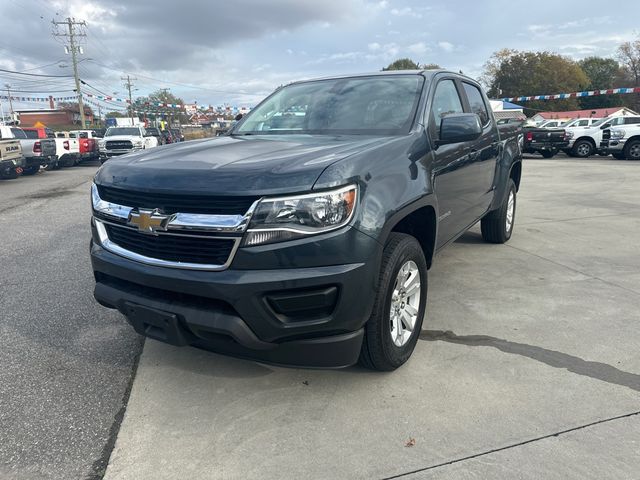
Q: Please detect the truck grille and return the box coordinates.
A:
[104,224,235,266]
[105,140,133,150]
[602,129,611,141]
[97,185,259,215]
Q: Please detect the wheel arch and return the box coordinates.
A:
[386,204,437,269]
[574,136,597,147]
[510,160,522,191]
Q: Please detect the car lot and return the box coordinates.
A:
[2,154,639,479]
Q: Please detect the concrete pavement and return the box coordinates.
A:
[103,157,640,479]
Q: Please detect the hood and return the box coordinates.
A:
[101,135,142,142]
[95,134,393,195]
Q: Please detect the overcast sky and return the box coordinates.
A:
[1,0,638,113]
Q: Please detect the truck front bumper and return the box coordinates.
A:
[599,139,625,154]
[90,233,379,368]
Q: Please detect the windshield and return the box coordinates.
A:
[561,119,578,127]
[591,118,610,127]
[106,127,140,136]
[10,128,27,139]
[235,75,424,135]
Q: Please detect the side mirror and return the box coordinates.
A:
[234,113,244,121]
[437,113,482,146]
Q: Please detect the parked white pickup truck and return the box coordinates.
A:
[600,125,640,160]
[98,126,158,162]
[0,128,24,179]
[563,115,640,157]
[3,126,58,174]
[23,127,80,168]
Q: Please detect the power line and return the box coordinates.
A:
[0,67,72,78]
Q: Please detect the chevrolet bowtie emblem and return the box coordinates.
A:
[127,209,172,234]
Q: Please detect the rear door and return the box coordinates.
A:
[459,81,500,219]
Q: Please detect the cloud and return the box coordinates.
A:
[390,7,422,18]
[438,41,455,52]
[408,42,429,55]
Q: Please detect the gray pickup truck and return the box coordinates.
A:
[7,127,58,174]
[90,70,523,371]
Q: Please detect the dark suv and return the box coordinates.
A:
[90,71,522,371]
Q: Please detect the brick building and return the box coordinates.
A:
[16,106,94,128]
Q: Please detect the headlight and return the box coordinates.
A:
[611,129,626,139]
[133,140,143,147]
[243,184,357,246]
[564,131,574,139]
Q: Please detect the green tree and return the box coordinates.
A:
[382,59,441,71]
[578,57,623,109]
[105,111,125,118]
[482,50,589,111]
[132,89,188,125]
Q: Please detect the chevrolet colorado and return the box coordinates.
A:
[91,71,523,370]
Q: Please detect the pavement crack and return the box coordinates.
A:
[381,409,640,479]
[420,330,640,392]
[518,212,635,226]
[505,243,640,297]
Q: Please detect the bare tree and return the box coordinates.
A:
[617,37,640,86]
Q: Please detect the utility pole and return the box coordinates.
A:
[52,17,87,127]
[5,84,14,117]
[121,75,137,125]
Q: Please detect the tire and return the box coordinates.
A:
[22,165,40,175]
[612,152,626,160]
[481,178,516,244]
[359,233,428,371]
[623,139,640,160]
[541,150,556,159]
[1,167,20,180]
[571,139,594,158]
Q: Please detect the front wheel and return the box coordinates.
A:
[541,149,556,159]
[481,178,516,244]
[623,139,640,160]
[572,140,594,158]
[612,152,626,160]
[359,233,428,371]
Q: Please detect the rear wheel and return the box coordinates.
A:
[623,139,640,160]
[571,139,594,158]
[481,178,516,244]
[359,233,427,371]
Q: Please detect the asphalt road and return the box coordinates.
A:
[0,163,142,480]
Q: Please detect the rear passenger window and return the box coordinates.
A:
[624,117,640,125]
[431,80,464,130]
[463,82,490,126]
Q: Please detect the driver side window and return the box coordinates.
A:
[431,79,464,131]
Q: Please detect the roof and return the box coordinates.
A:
[536,107,637,119]
[494,111,526,120]
[502,101,524,110]
[288,69,462,85]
